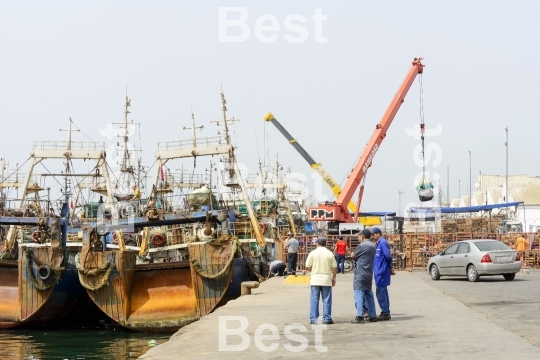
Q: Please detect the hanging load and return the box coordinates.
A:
[416,75,433,203]
[416,178,434,202]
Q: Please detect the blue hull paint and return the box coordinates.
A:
[222,258,250,301]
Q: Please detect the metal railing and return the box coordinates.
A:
[157,136,225,151]
[33,141,105,151]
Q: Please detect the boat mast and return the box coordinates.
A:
[59,117,80,212]
[113,89,141,193]
[183,108,204,148]
[212,88,265,246]
[121,94,133,176]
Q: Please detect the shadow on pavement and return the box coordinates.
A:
[385,315,424,322]
[438,277,527,282]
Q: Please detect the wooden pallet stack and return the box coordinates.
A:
[441,220,457,233]
[524,251,538,267]
[440,215,505,234]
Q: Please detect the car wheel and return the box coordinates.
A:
[430,264,440,280]
[467,265,479,282]
[503,273,515,281]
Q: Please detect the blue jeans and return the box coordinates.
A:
[376,286,390,314]
[310,286,332,323]
[287,253,298,275]
[354,289,376,318]
[335,254,345,274]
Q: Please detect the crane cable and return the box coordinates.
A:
[419,74,426,182]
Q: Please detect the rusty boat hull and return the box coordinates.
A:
[78,239,253,332]
[0,247,84,329]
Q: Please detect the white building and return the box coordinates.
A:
[448,174,540,231]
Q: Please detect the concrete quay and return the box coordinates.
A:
[140,270,540,359]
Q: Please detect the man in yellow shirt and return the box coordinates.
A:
[132,185,141,200]
[516,234,528,252]
[306,238,337,325]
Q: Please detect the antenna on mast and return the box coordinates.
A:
[183,107,204,148]
[60,117,80,151]
[211,86,240,145]
[120,91,132,173]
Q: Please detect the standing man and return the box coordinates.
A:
[334,235,348,274]
[350,229,377,324]
[132,184,141,200]
[372,227,394,321]
[516,233,528,254]
[285,232,299,275]
[306,238,337,325]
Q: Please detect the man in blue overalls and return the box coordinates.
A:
[372,227,394,320]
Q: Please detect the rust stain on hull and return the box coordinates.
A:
[128,267,199,330]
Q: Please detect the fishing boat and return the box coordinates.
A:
[0,121,117,328]
[75,92,268,331]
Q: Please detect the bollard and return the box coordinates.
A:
[241,281,260,296]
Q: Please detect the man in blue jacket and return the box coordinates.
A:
[372,227,394,320]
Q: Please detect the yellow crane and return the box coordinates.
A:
[264,113,381,226]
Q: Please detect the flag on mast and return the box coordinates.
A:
[160,166,165,182]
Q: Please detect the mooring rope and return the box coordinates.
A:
[74,252,116,291]
[190,239,238,279]
[25,249,64,291]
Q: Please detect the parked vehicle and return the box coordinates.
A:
[427,240,521,282]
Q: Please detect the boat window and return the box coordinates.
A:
[474,241,510,251]
[457,243,470,254]
[443,243,459,255]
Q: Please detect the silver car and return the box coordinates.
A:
[427,239,522,282]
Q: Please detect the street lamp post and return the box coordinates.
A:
[447,165,450,206]
[469,151,472,206]
[505,126,509,217]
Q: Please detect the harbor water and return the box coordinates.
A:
[0,329,171,359]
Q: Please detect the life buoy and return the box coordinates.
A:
[38,265,52,281]
[112,233,119,244]
[151,234,166,247]
[31,231,42,243]
[259,223,267,234]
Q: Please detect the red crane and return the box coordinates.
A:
[308,57,425,223]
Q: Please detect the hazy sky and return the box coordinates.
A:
[1,1,539,213]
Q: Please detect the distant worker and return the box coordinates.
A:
[306,238,337,325]
[132,184,141,200]
[285,232,299,275]
[350,229,377,324]
[267,259,286,279]
[334,235,348,274]
[228,207,236,235]
[218,193,224,208]
[372,227,394,321]
[516,233,529,256]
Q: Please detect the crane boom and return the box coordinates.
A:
[264,113,381,226]
[308,57,425,223]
